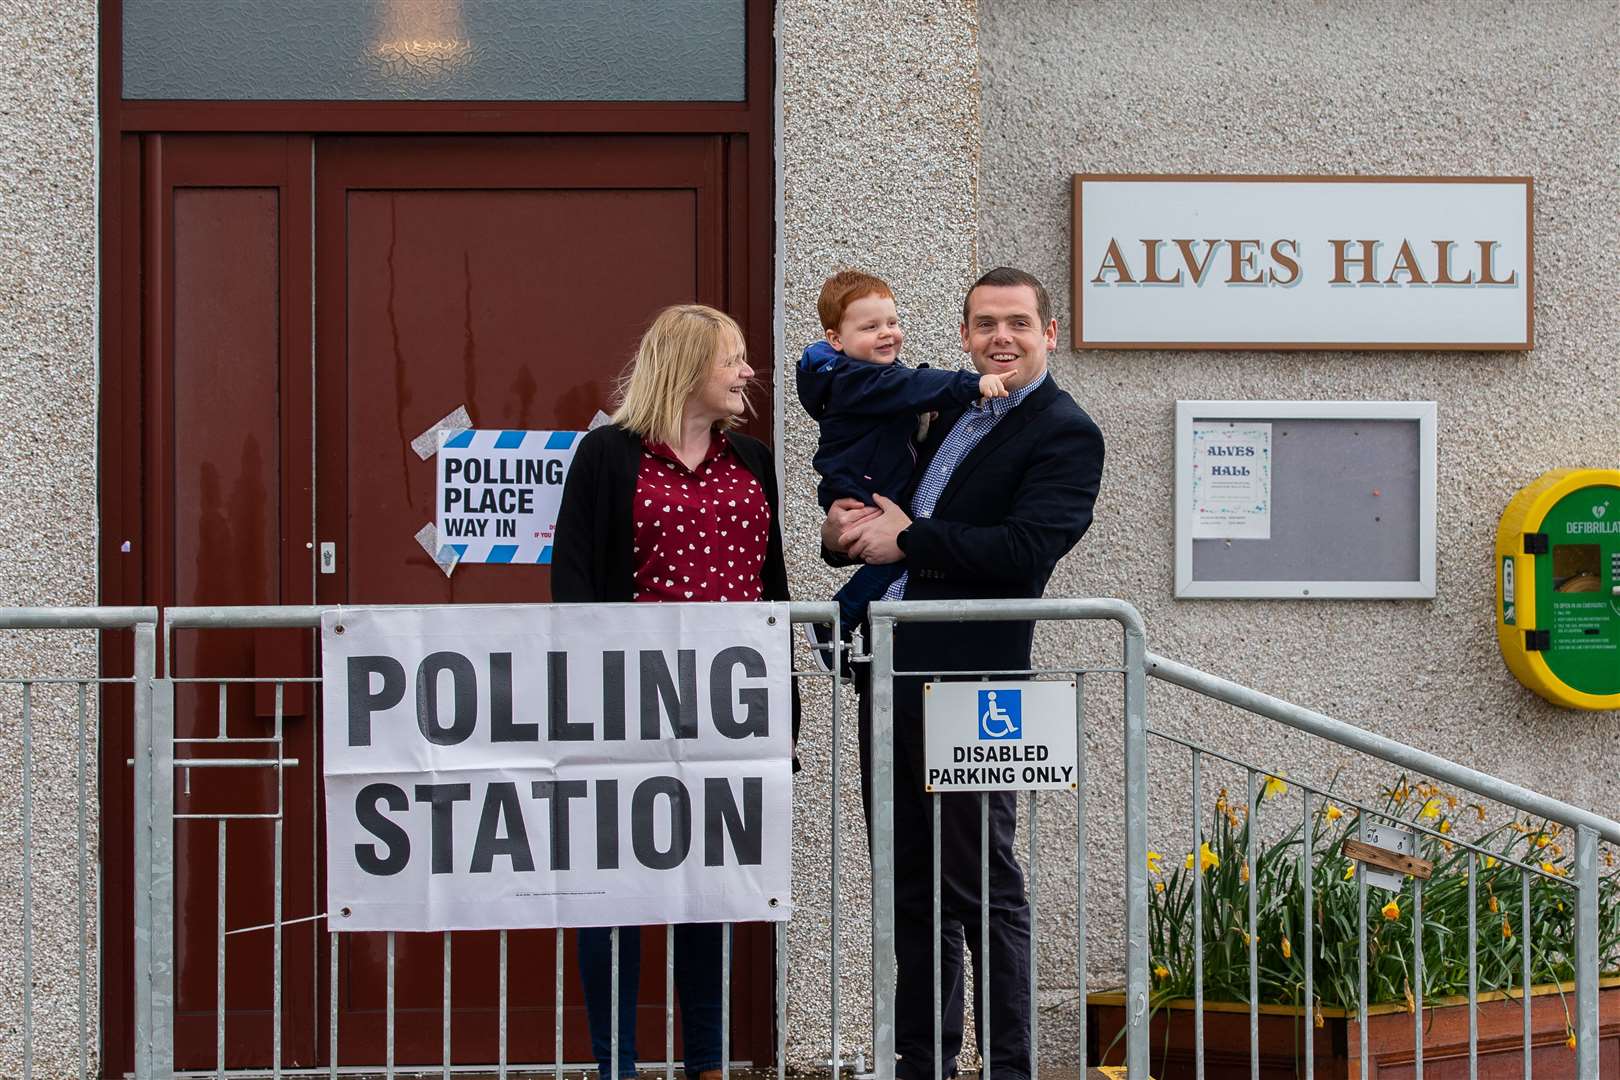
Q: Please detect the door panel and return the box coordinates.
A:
[342,184,698,603]
[315,134,770,1065]
[146,135,319,1070]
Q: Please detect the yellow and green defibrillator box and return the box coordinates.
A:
[1496,468,1620,710]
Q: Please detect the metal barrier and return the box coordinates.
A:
[5,600,1615,1079]
[0,607,157,1080]
[866,598,1619,1080]
[148,603,845,1080]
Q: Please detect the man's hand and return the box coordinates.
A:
[822,497,880,555]
[844,493,912,565]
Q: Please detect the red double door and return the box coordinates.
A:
[120,133,775,1070]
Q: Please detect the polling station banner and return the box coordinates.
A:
[321,603,793,932]
[436,429,581,564]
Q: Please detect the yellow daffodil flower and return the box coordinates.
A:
[1381,899,1401,921]
[1240,861,1250,884]
[1344,863,1357,881]
[1445,793,1458,809]
[1472,804,1487,822]
[1489,894,1499,914]
[1147,850,1163,875]
[1483,855,1499,870]
[1215,788,1229,813]
[1154,880,1165,894]
[1536,833,1551,848]
[1420,798,1442,820]
[1281,936,1292,959]
[1439,819,1452,834]
[1541,861,1567,877]
[1263,774,1287,800]
[1502,918,1513,940]
[1184,841,1218,874]
[1154,964,1169,980]
[1324,803,1343,821]
[1567,1028,1577,1050]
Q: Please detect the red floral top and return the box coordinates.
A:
[631,432,770,603]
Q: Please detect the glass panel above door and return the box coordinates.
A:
[123,0,746,101]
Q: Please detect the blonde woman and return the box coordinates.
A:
[552,304,793,1080]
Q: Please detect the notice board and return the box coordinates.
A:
[1175,401,1437,598]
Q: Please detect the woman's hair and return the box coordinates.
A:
[611,304,750,445]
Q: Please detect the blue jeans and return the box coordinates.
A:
[578,924,724,1079]
[834,563,902,629]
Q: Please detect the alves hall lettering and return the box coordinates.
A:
[1089,238,1518,288]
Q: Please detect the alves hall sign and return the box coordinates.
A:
[1072,175,1532,350]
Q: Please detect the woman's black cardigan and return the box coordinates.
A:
[551,423,799,744]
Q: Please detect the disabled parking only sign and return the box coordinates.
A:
[923,681,1078,792]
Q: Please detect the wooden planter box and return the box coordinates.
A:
[1086,979,1620,1077]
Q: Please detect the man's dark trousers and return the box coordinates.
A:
[858,672,1032,1080]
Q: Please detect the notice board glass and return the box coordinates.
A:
[1175,401,1437,598]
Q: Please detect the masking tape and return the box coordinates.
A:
[410,405,473,460]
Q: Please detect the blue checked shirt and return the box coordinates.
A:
[881,369,1049,600]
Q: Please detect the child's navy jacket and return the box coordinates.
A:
[795,340,983,510]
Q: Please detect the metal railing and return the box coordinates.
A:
[866,598,1618,1079]
[4,600,1615,1080]
[0,607,157,1080]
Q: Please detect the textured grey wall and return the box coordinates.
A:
[977,0,1620,1059]
[778,0,983,1066]
[0,0,101,1073]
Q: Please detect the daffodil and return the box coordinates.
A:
[1445,793,1458,810]
[1541,861,1567,877]
[1382,899,1401,921]
[1472,803,1487,822]
[1281,936,1292,959]
[1439,819,1452,834]
[1483,855,1499,869]
[1154,880,1165,894]
[1420,798,1442,820]
[1240,861,1250,884]
[1536,833,1551,849]
[1567,1027,1577,1050]
[1344,863,1357,881]
[1147,850,1163,875]
[1185,841,1218,874]
[1324,803,1343,821]
[1154,964,1169,980]
[1263,774,1288,800]
[1489,894,1499,914]
[1502,918,1513,940]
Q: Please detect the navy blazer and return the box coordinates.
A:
[873,373,1104,678]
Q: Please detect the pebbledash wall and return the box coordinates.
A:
[781,0,1620,1066]
[3,0,1619,1074]
[0,0,102,1074]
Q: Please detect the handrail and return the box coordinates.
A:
[1147,650,1620,846]
[164,601,838,629]
[0,606,157,629]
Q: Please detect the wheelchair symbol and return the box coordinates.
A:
[978,689,1021,740]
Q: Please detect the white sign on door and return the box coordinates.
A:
[435,429,581,565]
[923,681,1078,792]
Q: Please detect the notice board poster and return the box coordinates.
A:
[436,429,582,564]
[321,603,794,931]
[1190,422,1272,539]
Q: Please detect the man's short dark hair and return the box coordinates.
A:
[962,267,1053,328]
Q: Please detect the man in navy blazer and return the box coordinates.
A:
[825,267,1104,1080]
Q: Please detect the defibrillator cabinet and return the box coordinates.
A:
[1496,468,1620,709]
